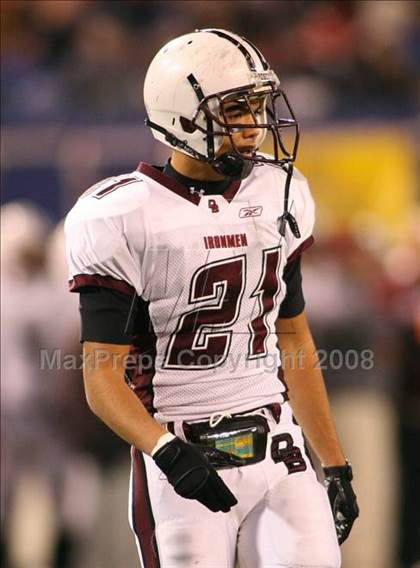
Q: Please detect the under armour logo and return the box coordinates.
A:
[189,187,205,197]
[208,199,219,213]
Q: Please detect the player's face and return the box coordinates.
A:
[216,96,267,158]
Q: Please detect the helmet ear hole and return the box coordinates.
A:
[180,116,197,133]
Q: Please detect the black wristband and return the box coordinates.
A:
[323,461,353,480]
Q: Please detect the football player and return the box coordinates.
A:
[65,29,358,568]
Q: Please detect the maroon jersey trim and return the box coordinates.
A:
[126,342,157,415]
[137,162,242,205]
[69,273,135,295]
[287,235,314,263]
[222,179,241,203]
[131,448,161,568]
[94,177,139,199]
[124,297,157,414]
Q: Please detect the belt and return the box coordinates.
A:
[166,403,282,469]
[166,402,282,435]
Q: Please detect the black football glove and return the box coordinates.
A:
[323,462,359,545]
[153,437,238,513]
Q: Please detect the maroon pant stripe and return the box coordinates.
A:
[131,448,161,568]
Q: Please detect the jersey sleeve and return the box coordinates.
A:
[64,212,143,296]
[284,169,315,262]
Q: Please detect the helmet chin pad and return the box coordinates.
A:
[211,152,254,180]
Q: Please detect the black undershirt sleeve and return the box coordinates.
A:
[278,256,305,318]
[79,287,135,344]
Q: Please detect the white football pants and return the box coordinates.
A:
[129,403,341,568]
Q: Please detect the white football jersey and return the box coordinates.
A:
[65,162,314,422]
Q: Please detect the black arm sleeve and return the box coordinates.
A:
[278,256,305,318]
[79,287,135,344]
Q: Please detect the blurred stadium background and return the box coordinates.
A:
[1,1,419,567]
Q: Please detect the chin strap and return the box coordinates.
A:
[145,118,253,181]
[278,162,301,238]
[211,152,253,180]
[145,118,207,162]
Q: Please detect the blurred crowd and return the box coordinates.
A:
[1,1,420,568]
[2,0,419,124]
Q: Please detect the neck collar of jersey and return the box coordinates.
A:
[163,160,232,196]
[137,162,242,205]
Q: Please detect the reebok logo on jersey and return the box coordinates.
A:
[239,206,263,218]
[204,233,248,250]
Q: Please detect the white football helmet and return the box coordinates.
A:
[143,28,299,180]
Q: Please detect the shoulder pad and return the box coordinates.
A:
[67,171,150,223]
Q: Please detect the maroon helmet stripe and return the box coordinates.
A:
[131,448,161,568]
[286,235,314,263]
[69,273,135,295]
[202,29,257,71]
[240,36,269,71]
